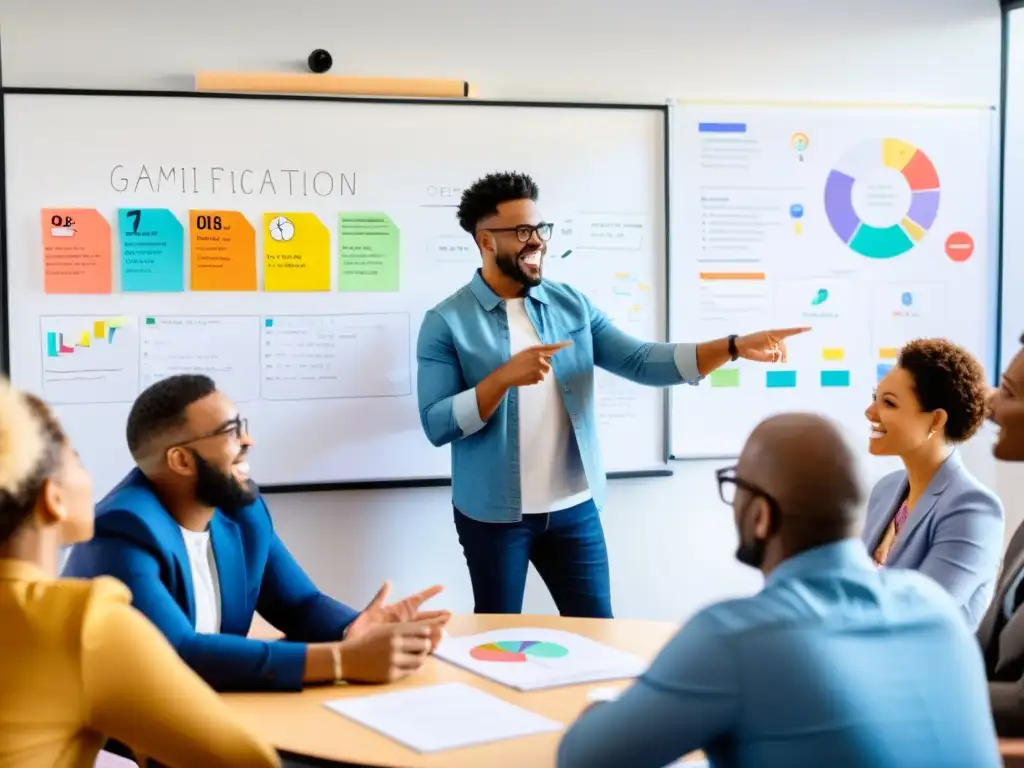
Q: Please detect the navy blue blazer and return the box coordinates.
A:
[63,469,359,691]
[863,450,1004,629]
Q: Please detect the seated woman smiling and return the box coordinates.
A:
[864,338,1003,628]
[0,379,279,768]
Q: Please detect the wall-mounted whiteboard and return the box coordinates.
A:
[2,91,669,492]
[1001,7,1024,374]
[668,101,998,459]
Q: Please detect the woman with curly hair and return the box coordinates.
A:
[0,379,279,768]
[864,338,1004,628]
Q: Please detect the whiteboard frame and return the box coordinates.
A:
[0,86,675,493]
[665,98,1002,462]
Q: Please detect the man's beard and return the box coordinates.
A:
[496,244,543,288]
[192,449,258,514]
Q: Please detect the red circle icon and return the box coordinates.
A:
[945,232,974,262]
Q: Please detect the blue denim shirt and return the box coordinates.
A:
[416,270,702,522]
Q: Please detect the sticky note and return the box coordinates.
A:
[263,213,331,291]
[119,208,184,292]
[821,348,845,361]
[338,212,400,292]
[710,368,740,388]
[878,347,899,360]
[189,210,257,291]
[41,208,112,294]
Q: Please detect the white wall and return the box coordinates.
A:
[2,0,1015,621]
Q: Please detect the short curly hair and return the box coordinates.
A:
[898,338,989,443]
[456,172,539,234]
[126,374,217,458]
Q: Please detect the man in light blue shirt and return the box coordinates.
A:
[558,412,1000,768]
[416,171,808,617]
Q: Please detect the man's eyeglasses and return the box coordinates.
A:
[479,222,554,243]
[175,416,249,448]
[715,465,779,515]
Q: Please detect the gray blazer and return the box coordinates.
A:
[863,450,1005,629]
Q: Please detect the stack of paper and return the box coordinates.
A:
[433,628,647,691]
[324,682,563,753]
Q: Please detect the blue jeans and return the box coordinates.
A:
[453,499,613,618]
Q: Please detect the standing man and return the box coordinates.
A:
[416,171,809,617]
[976,333,1024,734]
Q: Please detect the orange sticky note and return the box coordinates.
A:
[41,208,112,294]
[189,210,257,291]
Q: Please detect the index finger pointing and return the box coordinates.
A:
[772,327,812,338]
[537,341,573,352]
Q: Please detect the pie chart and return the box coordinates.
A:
[469,640,569,663]
[824,138,940,259]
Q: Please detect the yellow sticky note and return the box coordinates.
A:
[822,348,844,361]
[879,347,899,360]
[263,213,331,292]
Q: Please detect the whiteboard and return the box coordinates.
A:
[1,91,669,492]
[667,101,998,459]
[1001,7,1024,374]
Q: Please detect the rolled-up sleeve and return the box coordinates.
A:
[416,309,487,447]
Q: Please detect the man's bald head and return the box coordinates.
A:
[738,413,866,547]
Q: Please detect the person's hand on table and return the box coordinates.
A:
[345,582,451,651]
[339,619,447,683]
[735,327,811,364]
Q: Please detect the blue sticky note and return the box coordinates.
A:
[119,208,185,292]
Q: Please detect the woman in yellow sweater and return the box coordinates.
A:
[0,379,280,768]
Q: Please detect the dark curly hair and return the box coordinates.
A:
[126,374,217,459]
[456,172,539,234]
[898,338,989,443]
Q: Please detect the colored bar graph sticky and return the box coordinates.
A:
[46,332,58,358]
[699,272,766,281]
[119,208,185,292]
[877,363,893,381]
[338,212,400,292]
[698,122,747,133]
[189,210,257,291]
[821,348,845,361]
[77,331,91,347]
[41,208,112,294]
[264,213,331,292]
[878,347,899,360]
[821,370,851,387]
[710,368,740,388]
[766,370,797,388]
[93,321,105,339]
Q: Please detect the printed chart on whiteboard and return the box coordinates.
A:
[668,102,996,458]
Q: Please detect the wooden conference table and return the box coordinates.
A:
[231,613,699,767]
[234,613,1024,767]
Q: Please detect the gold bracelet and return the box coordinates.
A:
[331,644,343,684]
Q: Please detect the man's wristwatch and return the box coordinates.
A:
[727,334,739,361]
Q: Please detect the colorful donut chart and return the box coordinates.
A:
[824,138,940,259]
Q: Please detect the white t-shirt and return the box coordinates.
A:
[179,526,222,634]
[506,298,591,514]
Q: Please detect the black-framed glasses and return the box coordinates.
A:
[479,222,554,243]
[715,465,780,515]
[175,416,249,448]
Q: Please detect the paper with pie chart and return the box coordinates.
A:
[668,102,995,459]
[433,628,646,691]
[263,212,331,292]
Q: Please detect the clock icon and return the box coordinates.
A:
[268,215,295,242]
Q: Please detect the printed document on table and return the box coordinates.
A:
[324,682,563,753]
[434,628,647,691]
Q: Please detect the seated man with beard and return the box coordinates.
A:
[64,374,449,692]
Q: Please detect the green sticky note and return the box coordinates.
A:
[337,212,400,292]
